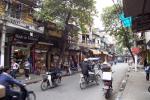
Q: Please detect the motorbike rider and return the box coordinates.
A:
[0,66,25,100]
[49,66,61,84]
[80,58,94,82]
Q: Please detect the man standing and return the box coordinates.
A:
[24,60,31,80]
[144,58,150,81]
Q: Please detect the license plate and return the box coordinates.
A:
[103,86,109,89]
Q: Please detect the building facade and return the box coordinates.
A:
[0,0,45,72]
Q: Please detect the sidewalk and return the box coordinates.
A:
[121,70,150,100]
[16,70,81,85]
[17,74,42,85]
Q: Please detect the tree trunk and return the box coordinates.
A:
[123,31,135,62]
[57,12,71,67]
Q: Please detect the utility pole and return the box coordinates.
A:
[0,19,6,67]
[0,3,8,66]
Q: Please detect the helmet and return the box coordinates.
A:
[84,58,88,61]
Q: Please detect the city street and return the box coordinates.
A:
[27,63,128,100]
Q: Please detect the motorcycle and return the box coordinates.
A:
[41,72,61,91]
[102,72,113,99]
[79,70,101,89]
[0,85,36,100]
[148,86,150,92]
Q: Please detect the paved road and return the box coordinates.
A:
[27,63,128,100]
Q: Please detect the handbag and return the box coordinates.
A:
[145,66,150,73]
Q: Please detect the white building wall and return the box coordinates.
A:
[145,31,150,49]
[145,31,150,43]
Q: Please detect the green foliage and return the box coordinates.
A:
[36,0,96,34]
[101,5,133,54]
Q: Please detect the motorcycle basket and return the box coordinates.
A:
[42,74,48,80]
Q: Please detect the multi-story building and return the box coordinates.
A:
[0,0,45,71]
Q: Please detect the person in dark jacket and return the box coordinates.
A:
[0,67,25,100]
[80,58,93,79]
[49,66,61,84]
[144,58,150,81]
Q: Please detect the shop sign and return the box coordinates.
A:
[131,47,141,55]
[6,16,44,33]
[15,33,39,43]
[48,30,63,38]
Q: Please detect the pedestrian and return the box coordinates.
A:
[24,60,31,80]
[144,58,150,81]
[11,60,20,79]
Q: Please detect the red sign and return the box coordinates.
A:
[131,47,140,54]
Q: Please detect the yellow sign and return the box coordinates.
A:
[48,30,63,38]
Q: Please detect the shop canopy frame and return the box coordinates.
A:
[123,0,150,32]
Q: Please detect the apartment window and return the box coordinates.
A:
[97,40,99,44]
[93,39,95,43]
[8,4,22,19]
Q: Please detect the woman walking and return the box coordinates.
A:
[11,60,19,79]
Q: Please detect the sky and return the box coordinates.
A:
[94,0,114,29]
[94,0,119,44]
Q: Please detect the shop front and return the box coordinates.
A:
[33,43,51,74]
[6,30,39,73]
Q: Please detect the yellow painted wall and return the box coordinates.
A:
[22,11,33,24]
[0,1,5,15]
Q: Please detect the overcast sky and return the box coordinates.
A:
[94,0,114,29]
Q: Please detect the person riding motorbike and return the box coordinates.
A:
[0,66,25,100]
[80,58,94,82]
[48,66,61,84]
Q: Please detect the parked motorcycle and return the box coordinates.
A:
[41,72,61,91]
[148,86,150,92]
[69,66,78,75]
[79,70,101,89]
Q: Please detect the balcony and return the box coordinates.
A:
[0,15,44,33]
[12,0,39,7]
[77,42,100,49]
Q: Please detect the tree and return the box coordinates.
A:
[36,0,96,67]
[101,5,135,61]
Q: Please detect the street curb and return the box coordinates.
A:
[115,71,130,100]
[24,71,81,85]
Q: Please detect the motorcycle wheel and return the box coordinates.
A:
[80,77,86,89]
[148,86,150,92]
[26,91,36,100]
[95,75,100,85]
[57,77,61,84]
[105,90,110,99]
[41,81,49,91]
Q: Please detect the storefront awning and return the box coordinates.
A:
[102,51,108,55]
[123,0,150,17]
[123,0,150,32]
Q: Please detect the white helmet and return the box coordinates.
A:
[84,58,88,61]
